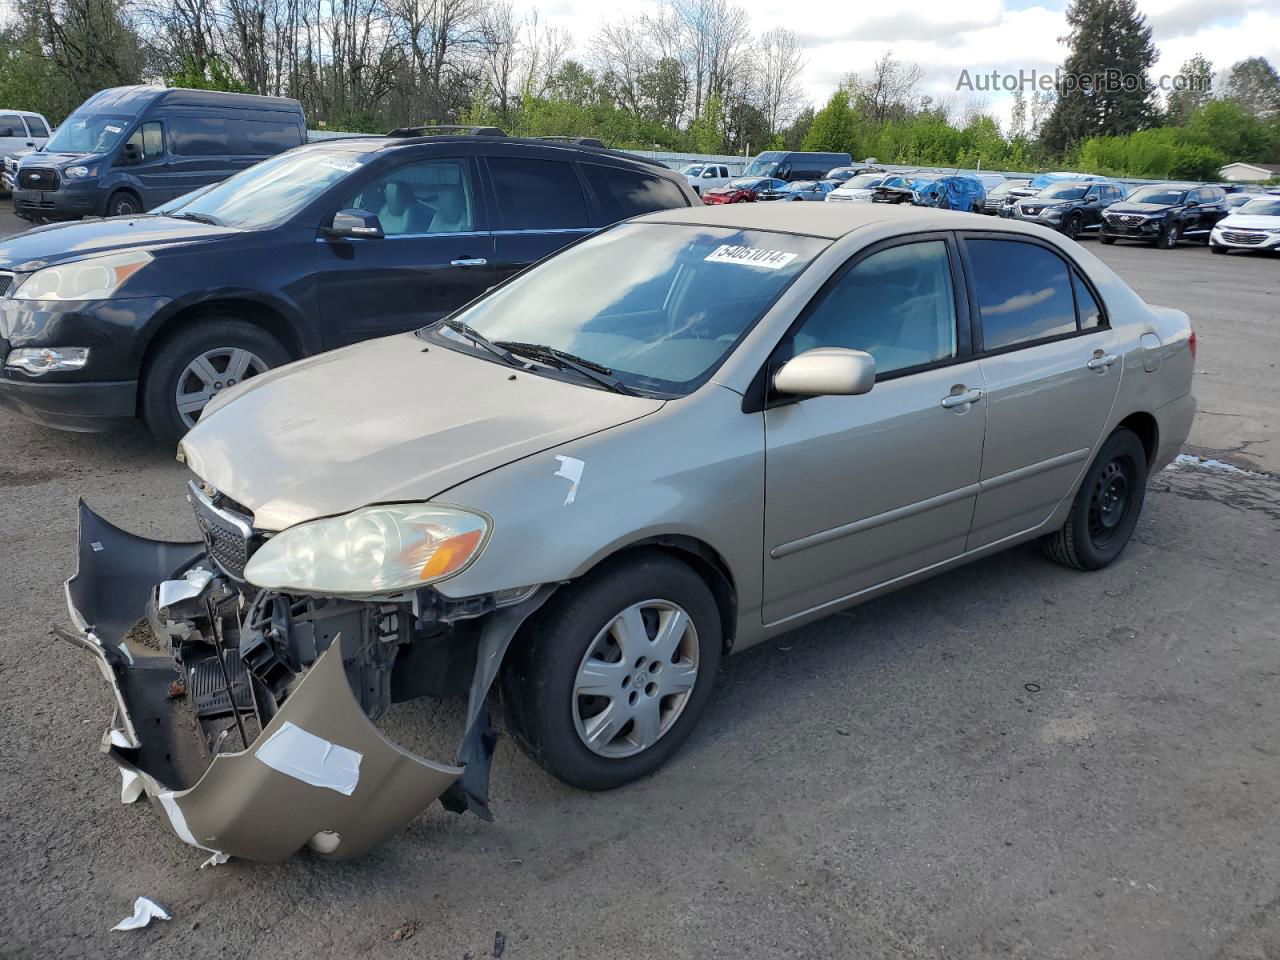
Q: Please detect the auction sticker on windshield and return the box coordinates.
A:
[319,157,363,173]
[705,245,799,269]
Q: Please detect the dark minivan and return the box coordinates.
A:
[0,130,698,443]
[741,151,853,182]
[12,86,305,222]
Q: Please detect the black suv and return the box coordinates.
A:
[0,129,698,443]
[1011,180,1125,239]
[1100,183,1228,249]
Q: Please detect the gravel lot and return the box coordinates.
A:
[1,205,1278,960]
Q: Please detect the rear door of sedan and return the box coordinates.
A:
[761,234,988,624]
[960,234,1126,550]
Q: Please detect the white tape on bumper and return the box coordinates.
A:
[254,721,363,796]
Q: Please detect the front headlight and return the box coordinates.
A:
[12,250,153,301]
[244,504,490,596]
[65,165,95,179]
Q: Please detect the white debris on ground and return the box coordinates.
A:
[112,897,171,931]
[1168,453,1253,475]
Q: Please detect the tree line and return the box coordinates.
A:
[1,0,1279,179]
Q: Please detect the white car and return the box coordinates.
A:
[680,163,739,196]
[1210,195,1280,254]
[827,172,908,202]
[0,109,51,159]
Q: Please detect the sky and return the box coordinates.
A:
[523,0,1280,132]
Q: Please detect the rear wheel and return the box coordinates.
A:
[141,318,289,446]
[1041,428,1148,571]
[501,552,722,791]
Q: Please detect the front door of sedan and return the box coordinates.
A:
[315,156,499,348]
[762,236,988,625]
[961,235,1126,550]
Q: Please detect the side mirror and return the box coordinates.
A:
[773,347,876,398]
[120,142,142,164]
[326,208,384,239]
[1185,199,1199,208]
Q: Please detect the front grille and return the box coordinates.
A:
[0,273,12,298]
[18,167,60,191]
[1222,231,1266,245]
[1108,214,1146,226]
[188,481,255,579]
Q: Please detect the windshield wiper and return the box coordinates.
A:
[440,319,522,366]
[494,341,636,395]
[169,211,222,226]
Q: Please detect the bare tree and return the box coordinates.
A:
[754,26,804,134]
[844,49,925,124]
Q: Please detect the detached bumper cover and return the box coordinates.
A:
[62,502,471,862]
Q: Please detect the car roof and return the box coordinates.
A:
[308,132,671,170]
[637,202,1060,240]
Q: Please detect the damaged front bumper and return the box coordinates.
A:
[61,501,549,863]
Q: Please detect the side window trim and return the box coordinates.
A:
[956,231,1110,357]
[765,231,972,398]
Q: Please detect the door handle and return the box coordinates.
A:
[940,388,983,409]
[450,258,488,267]
[1087,353,1118,371]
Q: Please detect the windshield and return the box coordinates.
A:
[1127,186,1190,204]
[682,165,704,176]
[1039,184,1090,200]
[432,222,827,396]
[726,177,765,189]
[44,112,132,154]
[842,174,883,189]
[1238,197,1280,216]
[743,153,782,177]
[153,147,372,229]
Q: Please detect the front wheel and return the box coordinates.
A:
[1159,222,1180,249]
[1211,243,1228,255]
[1064,213,1083,240]
[1099,234,1115,245]
[1041,428,1148,571]
[501,552,723,791]
[141,318,290,446]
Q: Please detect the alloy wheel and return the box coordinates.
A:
[175,347,268,428]
[572,599,701,759]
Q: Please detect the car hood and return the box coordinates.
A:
[180,333,666,531]
[0,215,240,270]
[1107,202,1177,215]
[1216,214,1280,229]
[21,150,94,166]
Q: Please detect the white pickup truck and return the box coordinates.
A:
[680,162,742,196]
[0,109,52,193]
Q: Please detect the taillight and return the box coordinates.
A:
[1189,327,1197,361]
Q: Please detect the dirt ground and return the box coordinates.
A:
[1,209,1278,959]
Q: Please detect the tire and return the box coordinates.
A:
[1099,234,1115,245]
[501,551,723,791]
[1158,222,1180,249]
[140,318,290,446]
[105,190,142,217]
[1041,427,1148,571]
[1064,213,1083,240]
[1211,243,1228,255]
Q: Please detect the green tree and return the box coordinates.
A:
[1039,0,1157,155]
[802,90,856,153]
[168,55,250,93]
[688,94,726,154]
[1185,99,1275,162]
[1165,53,1213,125]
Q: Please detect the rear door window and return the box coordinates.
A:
[487,156,589,230]
[967,238,1078,350]
[582,163,689,223]
[169,116,232,156]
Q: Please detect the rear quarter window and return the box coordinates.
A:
[582,163,689,223]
